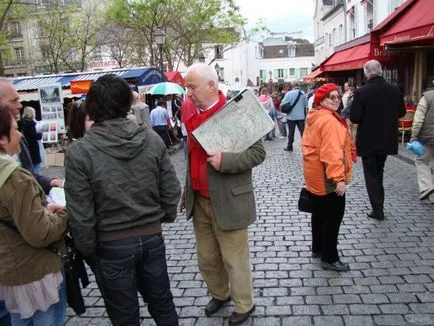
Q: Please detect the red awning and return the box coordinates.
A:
[164,71,185,88]
[321,43,371,72]
[379,0,434,45]
[303,68,323,83]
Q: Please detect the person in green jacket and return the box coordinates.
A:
[65,74,180,326]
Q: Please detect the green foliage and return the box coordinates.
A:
[35,0,104,73]
[104,0,246,69]
[0,0,29,76]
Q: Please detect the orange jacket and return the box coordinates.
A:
[302,107,353,196]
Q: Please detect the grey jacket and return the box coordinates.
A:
[414,90,434,145]
[65,118,181,256]
[185,140,266,230]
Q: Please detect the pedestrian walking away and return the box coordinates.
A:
[350,60,406,220]
[280,82,308,152]
[180,63,266,326]
[65,74,180,326]
[301,83,355,272]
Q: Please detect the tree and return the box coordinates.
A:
[67,1,104,72]
[0,0,28,76]
[34,0,77,73]
[104,0,245,70]
[34,0,103,73]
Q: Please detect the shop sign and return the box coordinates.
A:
[88,60,119,70]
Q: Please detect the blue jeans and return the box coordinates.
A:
[0,300,11,326]
[9,269,66,326]
[96,233,178,326]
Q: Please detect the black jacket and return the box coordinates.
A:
[22,118,42,165]
[350,76,406,156]
[19,138,52,194]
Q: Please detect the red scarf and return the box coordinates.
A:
[184,91,226,197]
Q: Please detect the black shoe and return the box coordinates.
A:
[205,297,230,317]
[284,147,293,151]
[228,305,256,326]
[367,211,384,221]
[321,260,350,272]
[312,252,321,258]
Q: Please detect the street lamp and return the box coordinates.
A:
[268,70,273,92]
[153,28,166,72]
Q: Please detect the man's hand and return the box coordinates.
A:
[50,178,64,188]
[47,203,64,214]
[206,152,222,171]
[335,181,346,196]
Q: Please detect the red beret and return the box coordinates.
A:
[314,83,339,105]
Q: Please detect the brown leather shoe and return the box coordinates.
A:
[205,297,231,317]
[228,305,256,325]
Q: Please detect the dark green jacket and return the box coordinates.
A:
[185,140,266,230]
[65,119,181,257]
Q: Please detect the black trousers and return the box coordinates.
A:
[287,120,305,149]
[311,192,345,263]
[362,153,388,214]
[152,126,170,148]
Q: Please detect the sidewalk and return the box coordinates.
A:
[39,136,434,326]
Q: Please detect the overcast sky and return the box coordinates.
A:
[235,0,315,42]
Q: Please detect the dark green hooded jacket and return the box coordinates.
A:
[65,119,180,257]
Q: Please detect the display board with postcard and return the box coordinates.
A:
[38,83,66,143]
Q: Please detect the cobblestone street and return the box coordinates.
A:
[45,136,434,326]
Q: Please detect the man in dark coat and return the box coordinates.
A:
[350,60,406,220]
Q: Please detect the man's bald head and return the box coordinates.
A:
[0,79,22,119]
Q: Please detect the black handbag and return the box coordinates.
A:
[298,187,313,213]
[64,235,90,316]
[281,90,302,114]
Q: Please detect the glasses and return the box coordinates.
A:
[328,94,341,101]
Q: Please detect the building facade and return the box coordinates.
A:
[311,0,434,102]
[193,30,315,89]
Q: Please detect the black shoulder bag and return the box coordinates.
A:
[281,90,302,114]
[0,219,89,315]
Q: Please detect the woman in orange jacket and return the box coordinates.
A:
[301,83,355,272]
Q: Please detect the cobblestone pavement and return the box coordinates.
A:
[44,136,434,326]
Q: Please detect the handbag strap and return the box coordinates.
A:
[290,90,302,110]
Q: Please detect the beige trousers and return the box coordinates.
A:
[193,196,254,313]
[415,144,434,199]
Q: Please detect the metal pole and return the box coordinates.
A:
[159,44,164,72]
